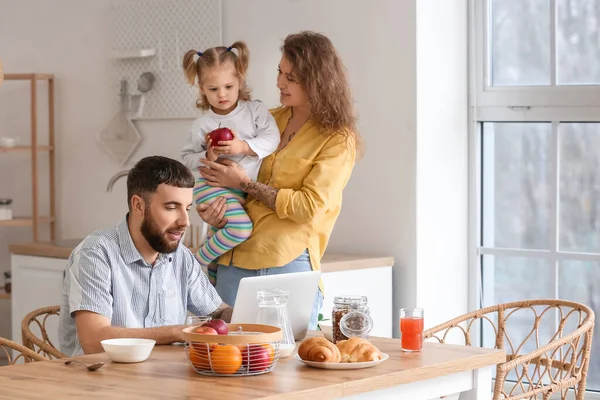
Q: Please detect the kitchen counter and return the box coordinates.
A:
[10,243,395,342]
[8,241,394,273]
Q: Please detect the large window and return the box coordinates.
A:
[472,0,600,392]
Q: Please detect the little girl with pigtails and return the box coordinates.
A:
[180,42,280,285]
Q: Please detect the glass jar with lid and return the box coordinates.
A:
[331,295,373,343]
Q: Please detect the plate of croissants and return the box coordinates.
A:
[295,337,389,370]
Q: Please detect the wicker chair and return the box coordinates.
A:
[423,299,594,400]
[0,337,48,365]
[21,305,67,360]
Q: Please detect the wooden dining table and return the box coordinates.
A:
[0,333,504,400]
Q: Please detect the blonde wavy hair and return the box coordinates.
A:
[183,41,251,111]
[281,31,361,152]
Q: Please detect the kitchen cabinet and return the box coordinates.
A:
[10,248,394,344]
[11,255,64,348]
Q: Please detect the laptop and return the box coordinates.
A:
[230,271,321,341]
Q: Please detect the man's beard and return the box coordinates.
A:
[140,208,185,254]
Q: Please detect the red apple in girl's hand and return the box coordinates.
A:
[207,127,234,145]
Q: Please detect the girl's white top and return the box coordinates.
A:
[181,100,280,181]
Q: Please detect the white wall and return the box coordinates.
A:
[224,0,468,333]
[415,0,469,330]
[0,0,202,340]
[0,0,468,339]
[222,0,419,335]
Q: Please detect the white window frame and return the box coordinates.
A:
[468,0,600,374]
[473,0,600,108]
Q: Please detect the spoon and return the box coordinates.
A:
[64,359,105,371]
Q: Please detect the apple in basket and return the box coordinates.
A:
[202,319,229,335]
[192,326,218,354]
[194,326,218,335]
[240,344,272,372]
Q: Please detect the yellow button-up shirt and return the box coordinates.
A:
[218,106,356,275]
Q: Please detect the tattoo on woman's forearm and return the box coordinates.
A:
[240,181,279,210]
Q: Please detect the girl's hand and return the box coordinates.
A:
[206,140,219,162]
[212,131,250,155]
[196,197,227,228]
[204,136,219,162]
[199,158,251,190]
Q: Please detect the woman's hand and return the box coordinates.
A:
[199,159,251,190]
[196,197,227,229]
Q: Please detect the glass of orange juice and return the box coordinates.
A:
[399,308,424,352]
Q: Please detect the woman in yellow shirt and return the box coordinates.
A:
[198,31,361,329]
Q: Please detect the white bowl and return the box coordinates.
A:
[100,338,156,363]
[318,320,334,342]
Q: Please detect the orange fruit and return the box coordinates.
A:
[188,345,211,370]
[209,344,243,375]
[192,341,216,353]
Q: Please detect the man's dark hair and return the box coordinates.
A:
[127,156,194,209]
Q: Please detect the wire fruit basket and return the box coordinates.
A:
[182,323,283,376]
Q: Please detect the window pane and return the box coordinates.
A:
[483,256,555,305]
[490,0,551,86]
[558,260,600,390]
[559,123,600,253]
[482,123,552,249]
[557,0,600,85]
[482,255,556,385]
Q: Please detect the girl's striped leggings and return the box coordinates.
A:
[193,177,252,286]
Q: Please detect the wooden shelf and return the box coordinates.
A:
[111,48,156,59]
[0,217,55,227]
[0,72,56,242]
[4,73,54,81]
[0,145,53,153]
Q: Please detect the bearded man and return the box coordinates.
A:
[58,156,232,356]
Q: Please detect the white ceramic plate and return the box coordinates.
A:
[294,353,389,370]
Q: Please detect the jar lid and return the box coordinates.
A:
[0,198,12,205]
[333,295,368,306]
[339,309,373,339]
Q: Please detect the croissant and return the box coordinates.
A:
[298,337,342,363]
[335,337,382,362]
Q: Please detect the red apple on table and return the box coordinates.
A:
[202,319,229,335]
[207,127,234,146]
[240,344,272,372]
